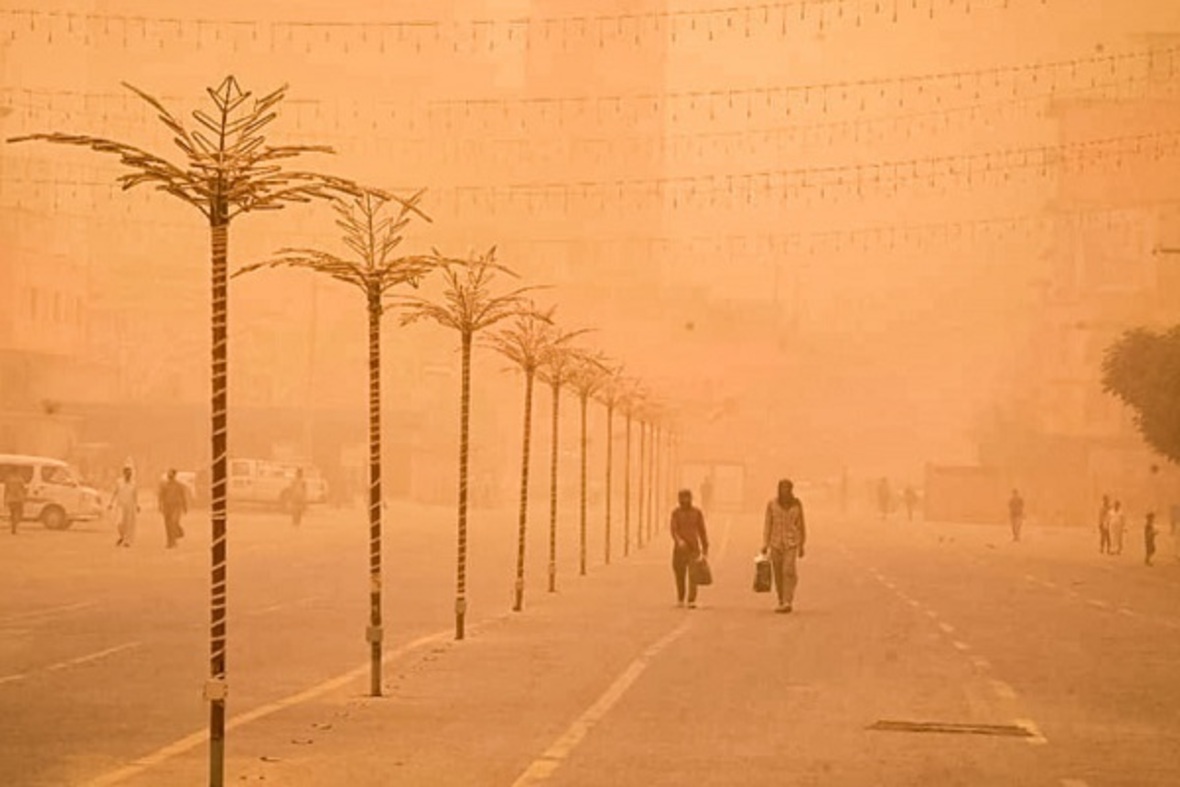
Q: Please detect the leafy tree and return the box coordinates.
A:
[1102,324,1180,464]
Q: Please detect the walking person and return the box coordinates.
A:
[286,468,308,527]
[762,479,807,614]
[157,469,188,549]
[1098,495,1112,555]
[1110,500,1126,556]
[1145,512,1158,567]
[903,486,918,523]
[109,465,140,547]
[1008,489,1025,543]
[4,468,27,535]
[877,477,891,521]
[670,489,709,609]
[700,473,715,518]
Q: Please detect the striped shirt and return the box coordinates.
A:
[764,498,805,551]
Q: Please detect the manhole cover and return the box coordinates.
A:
[868,720,1034,738]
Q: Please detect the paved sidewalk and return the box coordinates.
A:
[111,528,696,787]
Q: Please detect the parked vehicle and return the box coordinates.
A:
[227,458,328,511]
[0,454,105,530]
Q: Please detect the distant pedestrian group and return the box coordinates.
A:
[1097,493,1159,566]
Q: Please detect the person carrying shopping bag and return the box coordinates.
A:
[670,489,710,609]
[762,479,807,614]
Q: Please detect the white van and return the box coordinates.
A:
[228,458,328,511]
[0,454,105,530]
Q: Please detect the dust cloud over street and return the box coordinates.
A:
[2,1,1180,785]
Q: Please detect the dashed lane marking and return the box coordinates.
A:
[1,642,140,685]
[938,622,956,634]
[80,628,459,787]
[1016,718,1048,745]
[44,642,140,673]
[1086,599,1111,610]
[952,640,970,652]
[0,601,97,625]
[971,656,992,671]
[246,595,323,616]
[991,679,1018,700]
[1061,779,1089,786]
[1117,607,1135,617]
[510,619,692,786]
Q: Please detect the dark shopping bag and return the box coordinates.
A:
[753,556,772,593]
[690,557,713,586]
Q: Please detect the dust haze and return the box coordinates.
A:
[2,1,1180,786]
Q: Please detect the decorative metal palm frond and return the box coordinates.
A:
[617,378,650,415]
[568,351,612,398]
[485,303,559,373]
[233,188,435,300]
[8,76,360,221]
[537,330,596,388]
[596,364,627,407]
[397,247,541,334]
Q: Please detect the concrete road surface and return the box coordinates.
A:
[2,501,1178,786]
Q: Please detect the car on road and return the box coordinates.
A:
[0,454,105,530]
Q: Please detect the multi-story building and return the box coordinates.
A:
[983,57,1180,525]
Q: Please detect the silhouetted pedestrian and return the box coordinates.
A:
[700,473,715,517]
[287,468,308,526]
[670,489,709,609]
[877,477,891,521]
[763,479,806,614]
[1008,489,1024,542]
[1145,512,1158,566]
[1098,495,1112,555]
[4,468,26,535]
[109,466,139,547]
[157,469,188,549]
[903,486,918,522]
[1110,500,1126,555]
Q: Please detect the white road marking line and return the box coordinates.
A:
[991,679,1018,700]
[906,599,920,608]
[1061,779,1089,786]
[246,595,322,616]
[971,656,991,670]
[44,642,140,673]
[1023,574,1037,582]
[81,628,459,787]
[924,609,939,619]
[0,601,97,625]
[938,622,955,634]
[1118,607,1135,617]
[1016,717,1048,745]
[0,673,28,686]
[952,640,970,652]
[1086,599,1111,610]
[510,619,692,786]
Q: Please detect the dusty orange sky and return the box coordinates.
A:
[3,0,1180,485]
